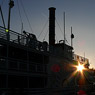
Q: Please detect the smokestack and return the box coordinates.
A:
[49,7,56,45]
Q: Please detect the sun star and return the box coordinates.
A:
[77,64,84,72]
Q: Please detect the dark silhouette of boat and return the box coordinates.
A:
[0,0,95,95]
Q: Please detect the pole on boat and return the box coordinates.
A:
[71,26,74,59]
[7,0,14,41]
[71,26,74,48]
[63,12,65,44]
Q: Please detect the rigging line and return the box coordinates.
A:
[55,18,64,38]
[43,28,49,41]
[0,0,5,6]
[38,19,48,39]
[0,6,6,28]
[56,18,70,45]
[55,34,58,43]
[20,0,34,33]
[66,39,70,45]
[17,0,23,24]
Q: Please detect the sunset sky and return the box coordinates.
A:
[0,0,95,68]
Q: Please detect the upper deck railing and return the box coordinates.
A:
[0,26,37,44]
[0,26,49,51]
[0,26,73,59]
[0,26,25,43]
[73,54,89,64]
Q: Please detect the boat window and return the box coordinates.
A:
[28,52,43,63]
[0,44,7,57]
[0,74,6,88]
[29,77,46,88]
[8,46,27,60]
[8,75,28,88]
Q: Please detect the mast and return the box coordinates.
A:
[84,52,85,62]
[71,26,74,47]
[71,27,72,47]
[7,0,14,41]
[63,12,65,44]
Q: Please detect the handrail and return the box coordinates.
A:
[0,26,49,51]
[0,26,73,59]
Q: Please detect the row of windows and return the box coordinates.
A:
[0,44,49,64]
[0,58,47,73]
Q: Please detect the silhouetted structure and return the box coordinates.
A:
[49,7,56,45]
[0,1,95,95]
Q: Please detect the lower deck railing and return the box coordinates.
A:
[0,56,47,73]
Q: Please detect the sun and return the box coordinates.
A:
[77,63,84,72]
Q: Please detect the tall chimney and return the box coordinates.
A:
[49,7,56,45]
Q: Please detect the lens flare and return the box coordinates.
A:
[77,64,84,72]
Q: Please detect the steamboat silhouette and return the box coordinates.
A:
[0,0,95,95]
